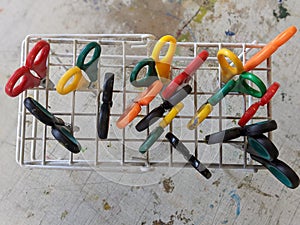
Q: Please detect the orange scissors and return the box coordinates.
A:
[218,26,297,83]
[116,80,163,129]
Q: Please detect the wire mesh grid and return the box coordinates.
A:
[15,34,273,172]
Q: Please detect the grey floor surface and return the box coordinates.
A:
[0,0,299,224]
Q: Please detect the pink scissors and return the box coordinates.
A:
[5,40,54,97]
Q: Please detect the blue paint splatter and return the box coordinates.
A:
[229,190,241,217]
[225,30,235,36]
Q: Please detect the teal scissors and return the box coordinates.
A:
[205,120,299,189]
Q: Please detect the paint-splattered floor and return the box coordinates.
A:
[0,0,299,224]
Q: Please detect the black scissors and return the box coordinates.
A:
[135,84,192,132]
[205,120,299,188]
[24,97,81,153]
[97,72,114,139]
[165,132,212,179]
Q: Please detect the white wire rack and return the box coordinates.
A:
[15,34,273,172]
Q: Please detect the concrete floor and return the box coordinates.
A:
[0,0,300,224]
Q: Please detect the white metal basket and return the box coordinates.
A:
[15,34,272,172]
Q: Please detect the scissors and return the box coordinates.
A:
[116,80,163,129]
[5,40,54,97]
[161,50,209,99]
[165,132,212,179]
[205,120,278,160]
[244,26,297,71]
[218,26,297,83]
[205,120,299,188]
[187,72,267,130]
[56,42,101,95]
[238,82,280,127]
[97,72,114,139]
[24,97,81,153]
[129,35,176,87]
[135,84,192,132]
[139,102,184,154]
[151,35,177,82]
[130,58,159,87]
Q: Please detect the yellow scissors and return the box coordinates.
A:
[151,35,176,82]
[56,42,101,95]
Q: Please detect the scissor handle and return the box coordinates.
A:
[260,82,280,105]
[51,125,81,154]
[205,127,242,144]
[5,67,40,97]
[56,66,89,95]
[25,40,50,78]
[139,103,183,151]
[24,97,65,126]
[187,103,213,130]
[130,58,158,87]
[247,134,279,161]
[102,72,115,104]
[116,103,141,129]
[205,120,277,144]
[135,105,165,132]
[162,50,209,99]
[238,82,279,127]
[207,79,236,106]
[151,35,176,80]
[244,26,297,71]
[134,80,163,106]
[217,48,244,83]
[98,103,111,139]
[159,102,184,128]
[250,154,299,189]
[117,80,162,129]
[232,72,266,98]
[163,84,192,109]
[76,42,101,82]
[98,73,115,139]
[139,126,164,154]
[165,132,212,179]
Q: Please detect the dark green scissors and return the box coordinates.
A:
[24,97,81,153]
[130,58,159,87]
[187,72,267,130]
[205,120,299,189]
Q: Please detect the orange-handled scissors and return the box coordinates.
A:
[217,26,297,83]
[116,80,163,129]
[244,26,297,71]
[151,35,176,82]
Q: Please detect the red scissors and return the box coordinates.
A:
[5,40,54,97]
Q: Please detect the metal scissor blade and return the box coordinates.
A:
[40,77,55,89]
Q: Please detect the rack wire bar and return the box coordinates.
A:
[15,34,272,172]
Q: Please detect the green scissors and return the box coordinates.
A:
[130,58,159,87]
[187,72,267,130]
[56,42,101,95]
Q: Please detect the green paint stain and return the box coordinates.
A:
[273,4,290,22]
[178,33,191,42]
[193,7,208,23]
[193,0,217,23]
[60,210,68,220]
